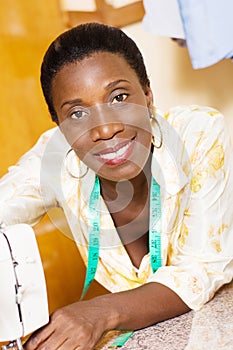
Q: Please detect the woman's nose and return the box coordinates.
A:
[90,105,125,141]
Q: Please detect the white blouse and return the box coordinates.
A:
[1,104,233,311]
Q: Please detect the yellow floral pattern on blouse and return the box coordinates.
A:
[0,105,233,311]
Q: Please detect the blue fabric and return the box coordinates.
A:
[177,0,233,69]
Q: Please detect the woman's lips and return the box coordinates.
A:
[94,138,135,165]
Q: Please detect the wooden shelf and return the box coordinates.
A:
[62,0,145,28]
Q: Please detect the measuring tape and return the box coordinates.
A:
[149,177,162,272]
[80,174,162,347]
[80,175,100,300]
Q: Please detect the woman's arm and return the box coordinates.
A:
[0,127,59,226]
[94,281,190,329]
[24,282,189,350]
[150,107,233,311]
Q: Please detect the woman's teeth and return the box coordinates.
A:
[99,142,131,160]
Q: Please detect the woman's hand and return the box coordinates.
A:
[24,299,118,350]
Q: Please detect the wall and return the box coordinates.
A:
[0,0,62,177]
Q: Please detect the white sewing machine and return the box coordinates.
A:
[0,223,49,349]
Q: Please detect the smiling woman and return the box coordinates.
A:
[0,22,233,350]
[52,52,152,181]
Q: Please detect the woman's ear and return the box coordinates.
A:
[144,81,154,110]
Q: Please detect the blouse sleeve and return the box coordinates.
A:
[0,128,59,227]
[148,106,233,310]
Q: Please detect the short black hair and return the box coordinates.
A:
[40,22,150,123]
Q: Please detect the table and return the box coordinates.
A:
[96,281,233,350]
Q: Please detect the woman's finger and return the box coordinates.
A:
[24,322,55,349]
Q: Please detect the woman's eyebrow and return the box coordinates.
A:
[105,79,130,90]
[60,98,82,109]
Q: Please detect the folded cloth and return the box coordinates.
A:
[142,0,185,39]
[143,0,233,69]
[177,0,233,69]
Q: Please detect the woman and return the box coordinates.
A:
[1,23,233,350]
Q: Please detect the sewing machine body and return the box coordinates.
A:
[0,224,49,344]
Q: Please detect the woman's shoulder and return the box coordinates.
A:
[17,126,69,168]
[34,126,63,146]
[160,104,225,136]
[163,104,224,125]
[26,126,68,154]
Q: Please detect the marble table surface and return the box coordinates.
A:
[96,281,233,350]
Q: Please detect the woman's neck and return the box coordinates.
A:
[99,153,152,204]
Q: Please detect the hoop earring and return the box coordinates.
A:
[65,149,89,179]
[150,113,163,149]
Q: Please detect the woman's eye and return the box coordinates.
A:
[70,110,88,120]
[112,93,128,104]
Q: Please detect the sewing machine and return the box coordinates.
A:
[0,223,49,349]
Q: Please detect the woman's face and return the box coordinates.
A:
[52,52,153,181]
